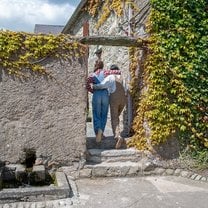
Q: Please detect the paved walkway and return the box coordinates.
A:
[1,176,208,208]
[72,176,208,208]
[0,198,73,208]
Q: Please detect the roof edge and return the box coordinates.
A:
[35,24,64,27]
[62,0,88,34]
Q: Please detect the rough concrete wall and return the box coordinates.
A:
[0,58,87,166]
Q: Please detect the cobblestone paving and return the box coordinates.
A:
[0,198,73,208]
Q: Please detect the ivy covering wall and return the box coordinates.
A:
[0,31,86,78]
[130,0,208,152]
[87,0,208,154]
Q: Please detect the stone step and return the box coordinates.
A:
[87,148,142,163]
[79,160,156,178]
[86,136,127,149]
[77,162,208,182]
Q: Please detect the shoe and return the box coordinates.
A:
[102,133,107,140]
[115,136,123,149]
[96,129,102,143]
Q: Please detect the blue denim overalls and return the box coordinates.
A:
[92,71,109,135]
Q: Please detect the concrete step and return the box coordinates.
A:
[87,148,142,163]
[86,136,127,149]
[86,161,141,177]
[79,160,156,178]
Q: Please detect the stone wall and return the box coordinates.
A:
[88,13,130,76]
[69,9,130,76]
[0,58,87,166]
[86,0,149,75]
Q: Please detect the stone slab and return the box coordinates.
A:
[87,148,142,163]
[0,172,71,204]
[85,161,142,177]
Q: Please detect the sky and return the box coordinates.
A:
[0,0,81,32]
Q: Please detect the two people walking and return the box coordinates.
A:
[86,59,126,149]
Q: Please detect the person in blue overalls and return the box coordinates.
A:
[86,61,121,143]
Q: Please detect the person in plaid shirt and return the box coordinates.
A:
[86,61,121,143]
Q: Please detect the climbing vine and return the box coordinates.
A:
[130,0,208,151]
[0,31,86,78]
[87,0,208,153]
[128,47,151,150]
[86,0,137,28]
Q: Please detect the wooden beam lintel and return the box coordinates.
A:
[77,36,149,48]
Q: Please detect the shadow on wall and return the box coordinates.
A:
[153,136,180,159]
[121,107,130,138]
